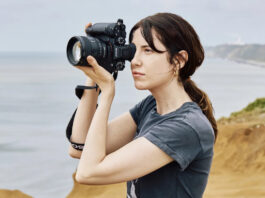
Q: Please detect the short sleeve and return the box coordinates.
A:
[129,102,142,126]
[142,120,202,171]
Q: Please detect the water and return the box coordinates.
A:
[0,52,264,198]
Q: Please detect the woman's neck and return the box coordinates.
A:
[150,78,192,115]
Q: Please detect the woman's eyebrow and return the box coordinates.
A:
[140,45,150,48]
[132,43,150,48]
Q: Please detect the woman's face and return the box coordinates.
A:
[130,28,175,91]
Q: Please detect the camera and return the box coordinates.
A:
[66,19,136,76]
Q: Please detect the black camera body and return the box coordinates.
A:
[66,19,136,75]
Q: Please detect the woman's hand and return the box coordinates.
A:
[76,56,115,95]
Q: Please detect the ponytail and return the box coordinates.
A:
[183,78,218,143]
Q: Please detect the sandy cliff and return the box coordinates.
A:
[204,97,265,198]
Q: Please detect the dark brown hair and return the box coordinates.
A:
[129,12,218,143]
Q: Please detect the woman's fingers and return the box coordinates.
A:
[85,22,92,30]
[75,56,114,85]
[75,56,99,75]
[76,65,94,76]
[75,56,98,73]
[86,56,99,69]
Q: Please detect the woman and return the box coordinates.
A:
[66,12,218,198]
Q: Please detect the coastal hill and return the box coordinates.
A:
[205,44,265,67]
[204,97,265,198]
[212,97,265,175]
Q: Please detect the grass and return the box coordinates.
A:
[217,97,265,123]
[230,97,265,117]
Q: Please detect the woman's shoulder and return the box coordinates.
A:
[183,103,213,134]
[158,102,214,152]
[142,94,155,105]
[135,94,156,111]
[181,104,215,151]
[129,94,156,126]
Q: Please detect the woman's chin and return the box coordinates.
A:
[134,82,147,90]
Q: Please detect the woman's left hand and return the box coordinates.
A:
[76,56,115,95]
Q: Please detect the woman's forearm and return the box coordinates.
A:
[77,89,114,177]
[71,78,100,144]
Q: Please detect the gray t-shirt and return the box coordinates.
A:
[127,95,215,198]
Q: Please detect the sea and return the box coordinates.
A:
[0,52,264,198]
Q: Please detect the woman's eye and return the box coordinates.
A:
[144,49,152,53]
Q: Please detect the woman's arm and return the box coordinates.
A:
[76,89,115,179]
[72,55,116,179]
[69,111,137,158]
[68,77,100,158]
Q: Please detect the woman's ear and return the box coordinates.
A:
[179,50,188,63]
[173,50,188,70]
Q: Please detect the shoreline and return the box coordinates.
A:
[230,58,265,68]
[205,56,265,69]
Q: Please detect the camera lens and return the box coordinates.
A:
[66,36,107,66]
[72,41,81,62]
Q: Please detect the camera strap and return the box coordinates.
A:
[113,71,118,81]
[75,71,118,99]
[75,84,99,99]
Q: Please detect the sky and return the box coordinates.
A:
[0,0,264,52]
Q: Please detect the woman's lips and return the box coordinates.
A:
[132,71,145,77]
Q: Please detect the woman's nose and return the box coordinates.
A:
[131,53,142,66]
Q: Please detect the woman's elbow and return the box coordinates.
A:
[75,172,89,184]
[75,168,97,185]
[68,146,81,159]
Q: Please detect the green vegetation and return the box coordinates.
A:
[217,97,265,123]
[230,97,265,117]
